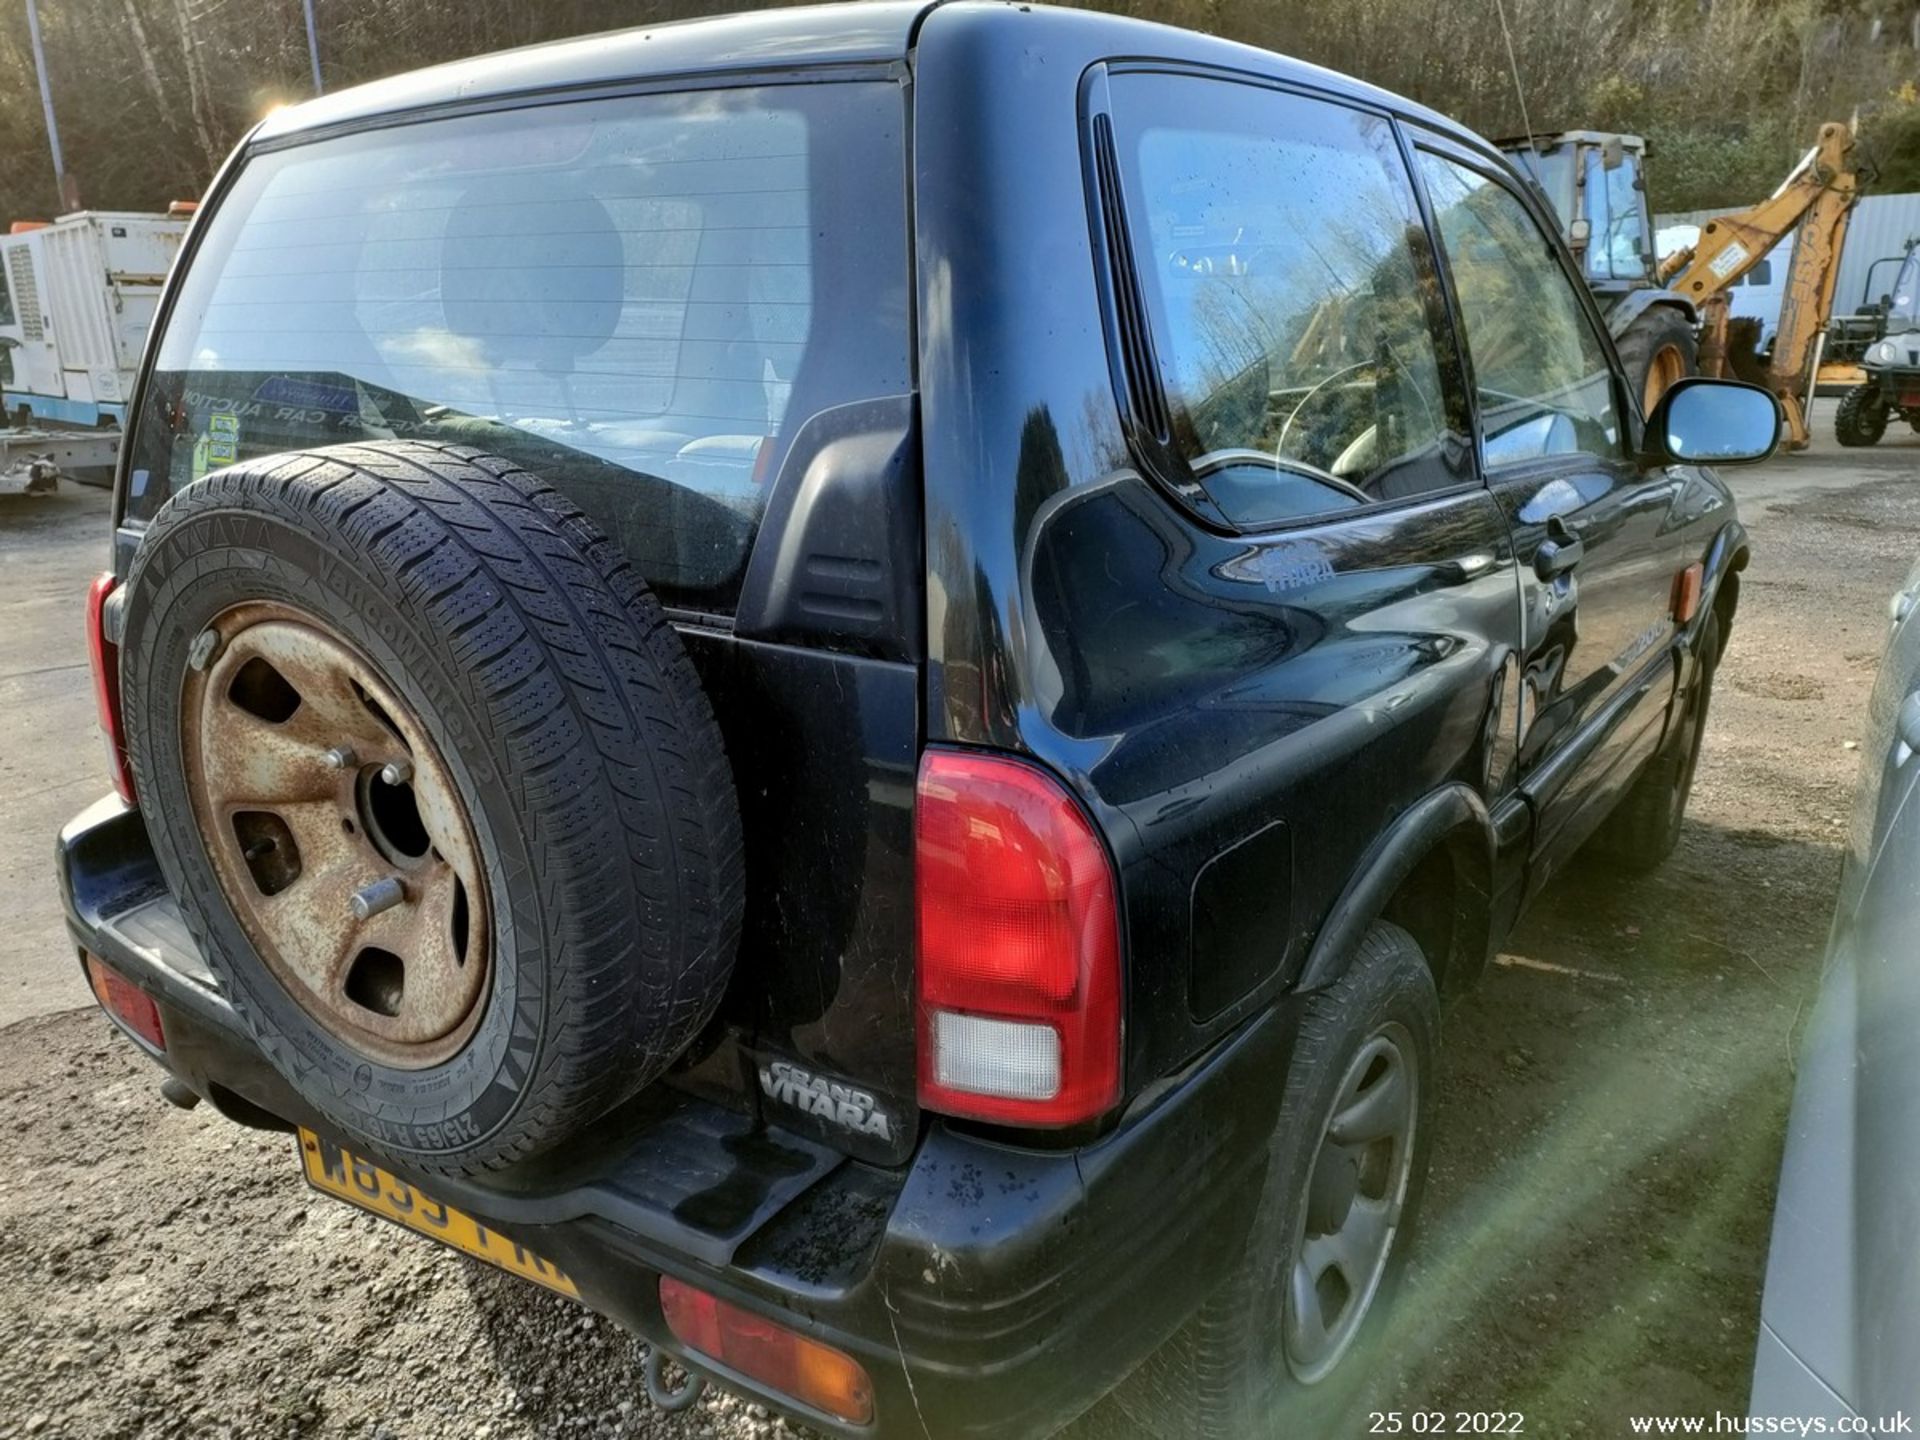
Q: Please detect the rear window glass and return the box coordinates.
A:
[125,81,911,612]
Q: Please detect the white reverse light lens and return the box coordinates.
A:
[931,1012,1062,1101]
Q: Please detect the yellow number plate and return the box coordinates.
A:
[296,1128,578,1299]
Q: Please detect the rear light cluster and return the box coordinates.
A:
[659,1277,873,1425]
[86,573,135,804]
[85,952,165,1051]
[914,750,1122,1127]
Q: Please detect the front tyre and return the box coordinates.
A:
[1836,384,1889,447]
[1119,921,1439,1438]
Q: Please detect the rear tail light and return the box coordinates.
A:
[86,573,135,803]
[658,1277,873,1425]
[914,749,1122,1127]
[85,952,165,1051]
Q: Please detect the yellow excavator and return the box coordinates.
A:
[1657,122,1861,449]
[1503,122,1862,449]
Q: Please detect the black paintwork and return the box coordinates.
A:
[910,4,1745,1087]
[69,4,1753,1436]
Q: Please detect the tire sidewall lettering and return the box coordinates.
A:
[124,484,544,1157]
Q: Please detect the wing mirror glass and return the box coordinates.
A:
[1643,377,1781,467]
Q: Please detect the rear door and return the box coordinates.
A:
[1412,140,1684,881]
[118,75,923,1162]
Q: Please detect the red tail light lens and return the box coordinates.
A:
[914,749,1122,1126]
[659,1277,873,1424]
[85,952,165,1051]
[86,573,135,803]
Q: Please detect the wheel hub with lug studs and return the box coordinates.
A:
[180,601,490,1069]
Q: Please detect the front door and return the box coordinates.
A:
[1413,142,1684,879]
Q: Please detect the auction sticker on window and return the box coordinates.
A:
[296,1128,577,1298]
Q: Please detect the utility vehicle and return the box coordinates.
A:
[59,5,1775,1435]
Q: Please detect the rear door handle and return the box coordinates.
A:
[1533,531,1584,581]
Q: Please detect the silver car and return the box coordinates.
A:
[1750,559,1920,1431]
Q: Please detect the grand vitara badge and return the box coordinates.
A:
[758,1059,894,1141]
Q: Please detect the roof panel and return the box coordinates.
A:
[256,1,929,140]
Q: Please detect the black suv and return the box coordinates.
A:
[59,4,1776,1435]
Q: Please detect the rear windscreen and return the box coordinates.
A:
[124,80,912,612]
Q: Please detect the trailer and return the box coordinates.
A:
[0,209,188,493]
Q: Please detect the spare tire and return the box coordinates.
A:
[119,441,744,1175]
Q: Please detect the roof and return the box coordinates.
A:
[251,0,1493,164]
[255,1,932,142]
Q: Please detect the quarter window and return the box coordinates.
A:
[1106,73,1470,528]
[1418,153,1625,468]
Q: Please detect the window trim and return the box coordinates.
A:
[1080,60,1482,539]
[1405,130,1645,477]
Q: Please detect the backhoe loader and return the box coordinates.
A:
[1500,131,1700,416]
[1504,122,1861,449]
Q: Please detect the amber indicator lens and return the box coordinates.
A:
[1672,562,1705,623]
[85,952,165,1051]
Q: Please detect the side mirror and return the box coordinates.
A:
[1642,376,1781,467]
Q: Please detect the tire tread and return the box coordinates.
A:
[120,441,744,1175]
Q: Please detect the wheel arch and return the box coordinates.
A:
[1703,520,1750,648]
[1608,289,1699,340]
[1294,783,1496,998]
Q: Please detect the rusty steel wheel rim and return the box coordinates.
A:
[180,602,490,1069]
[1643,343,1688,414]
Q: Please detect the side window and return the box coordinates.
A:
[1583,148,1648,283]
[1106,73,1470,528]
[1417,152,1626,468]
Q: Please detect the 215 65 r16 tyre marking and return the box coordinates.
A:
[182,600,490,1069]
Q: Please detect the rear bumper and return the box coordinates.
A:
[58,794,1291,1439]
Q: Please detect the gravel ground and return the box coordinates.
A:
[2,419,1917,1439]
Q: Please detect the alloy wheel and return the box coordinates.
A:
[1283,1022,1419,1384]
